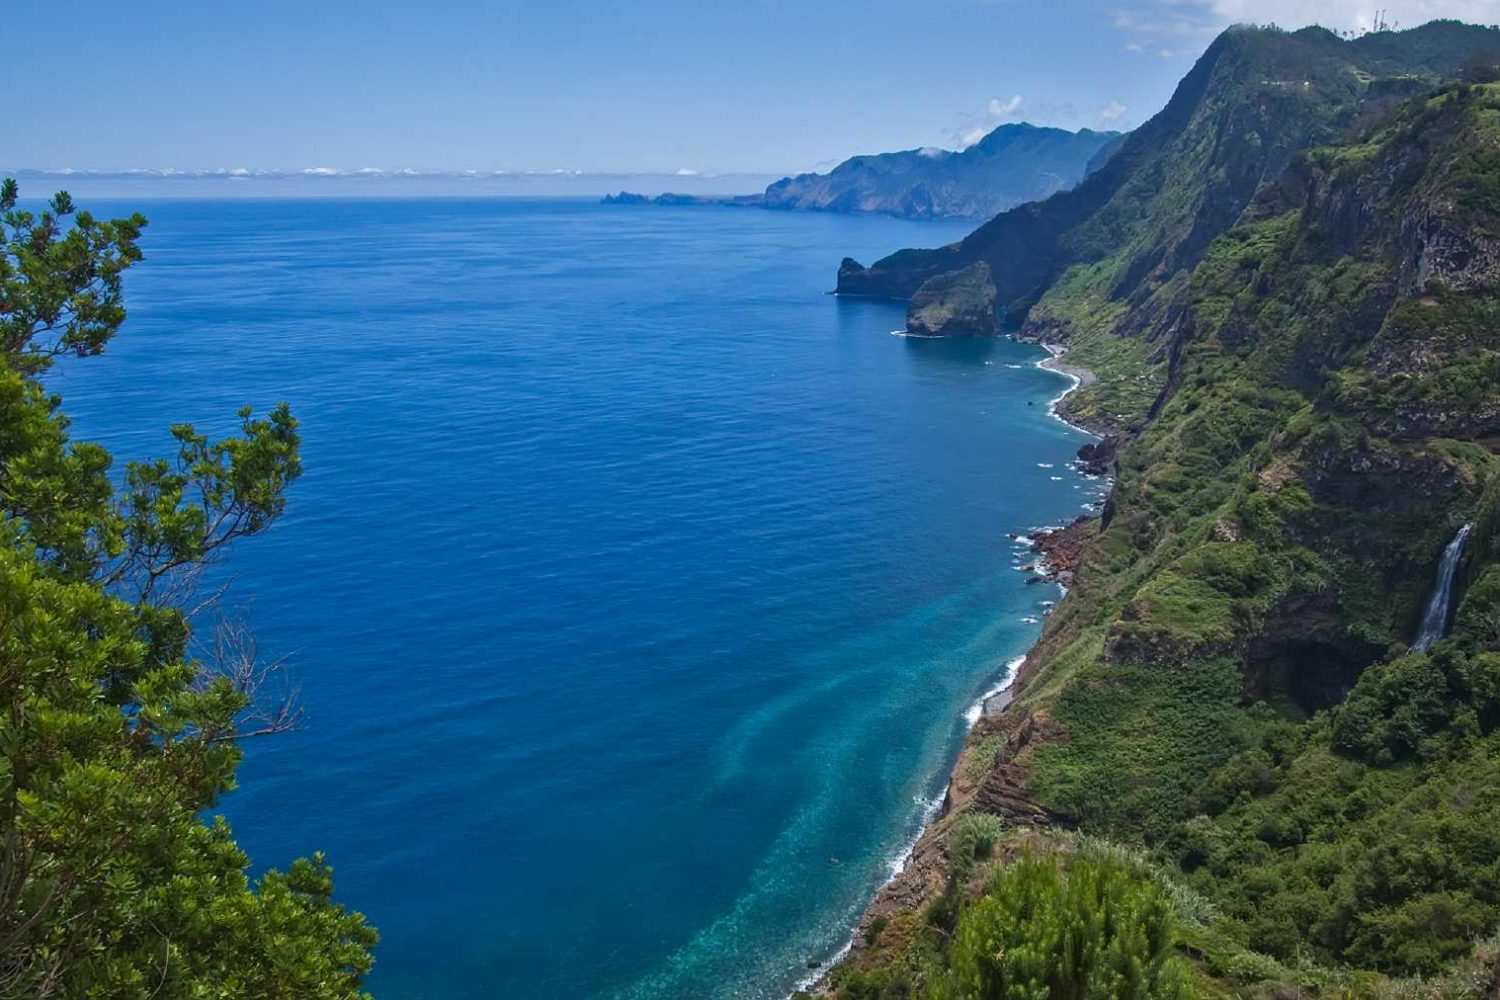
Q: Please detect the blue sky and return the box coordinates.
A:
[12,0,1498,176]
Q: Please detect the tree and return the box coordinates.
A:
[0,184,377,998]
[1460,49,1500,83]
[934,852,1185,1000]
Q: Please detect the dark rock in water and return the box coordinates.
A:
[1026,576,1045,585]
[905,261,998,337]
[601,191,650,205]
[1077,435,1118,476]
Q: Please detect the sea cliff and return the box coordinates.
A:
[807,21,1500,1000]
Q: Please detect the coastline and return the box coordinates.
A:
[795,339,1104,998]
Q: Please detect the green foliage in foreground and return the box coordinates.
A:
[936,853,1186,1000]
[951,813,1005,880]
[0,184,376,997]
[830,848,1189,1000]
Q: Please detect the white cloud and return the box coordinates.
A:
[303,166,339,175]
[1114,0,1499,55]
[675,168,700,176]
[957,127,989,148]
[1096,100,1130,127]
[988,94,1026,117]
[951,93,1027,149]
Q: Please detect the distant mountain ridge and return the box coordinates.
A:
[836,20,1500,334]
[601,122,1123,220]
[761,123,1123,219]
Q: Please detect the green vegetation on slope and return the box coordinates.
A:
[839,20,1500,414]
[822,842,1193,1000]
[0,182,376,997]
[1177,644,1500,976]
[1025,78,1500,981]
[825,31,1500,1000]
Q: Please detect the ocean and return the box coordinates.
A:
[51,197,1101,999]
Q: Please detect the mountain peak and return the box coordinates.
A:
[837,17,1500,327]
[761,123,1123,220]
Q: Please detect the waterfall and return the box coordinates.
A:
[1411,523,1473,652]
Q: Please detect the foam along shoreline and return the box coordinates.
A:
[966,654,1028,725]
[789,755,956,997]
[1036,342,1100,428]
[794,342,1104,998]
[791,649,1029,998]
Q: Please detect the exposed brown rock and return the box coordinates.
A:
[1031,516,1098,585]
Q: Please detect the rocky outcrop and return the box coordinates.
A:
[1030,517,1097,586]
[904,262,998,337]
[971,711,1068,822]
[835,246,962,299]
[1075,435,1118,476]
[1402,202,1500,295]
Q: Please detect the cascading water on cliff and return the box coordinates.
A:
[1411,523,1474,652]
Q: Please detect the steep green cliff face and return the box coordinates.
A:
[1029,78,1500,839]
[819,32,1500,1000]
[835,21,1500,349]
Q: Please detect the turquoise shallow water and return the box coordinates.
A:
[52,197,1103,999]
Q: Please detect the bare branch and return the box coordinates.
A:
[194,612,305,741]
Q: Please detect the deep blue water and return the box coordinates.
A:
[52,198,1102,1000]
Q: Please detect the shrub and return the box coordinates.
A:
[934,852,1186,1000]
[951,813,1005,875]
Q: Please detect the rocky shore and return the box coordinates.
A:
[1028,516,1095,589]
[798,345,1105,997]
[801,25,1500,999]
